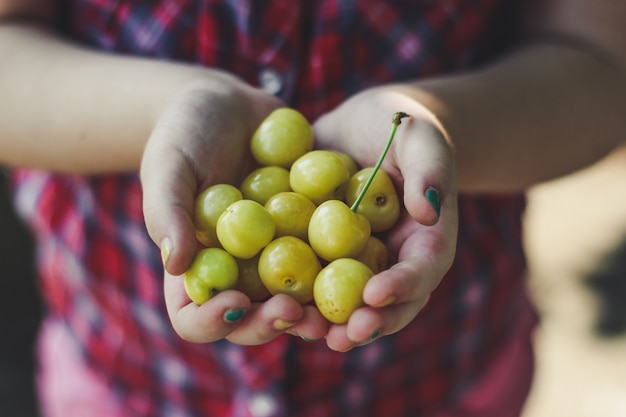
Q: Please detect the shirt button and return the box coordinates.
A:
[258,68,283,95]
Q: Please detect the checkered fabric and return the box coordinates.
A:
[11,1,535,416]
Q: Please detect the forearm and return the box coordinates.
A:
[0,23,222,173]
[406,41,626,192]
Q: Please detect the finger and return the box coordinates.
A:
[164,271,252,343]
[324,296,430,352]
[393,117,456,226]
[348,296,430,343]
[141,136,198,276]
[324,307,382,352]
[363,233,452,308]
[285,304,330,342]
[226,294,305,345]
[324,324,352,352]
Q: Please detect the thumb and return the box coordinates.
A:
[141,137,198,276]
[394,118,456,226]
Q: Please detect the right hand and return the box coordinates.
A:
[140,71,330,345]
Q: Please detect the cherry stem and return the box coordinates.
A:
[350,112,411,212]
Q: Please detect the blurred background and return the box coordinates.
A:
[1,145,626,416]
[0,170,41,417]
[522,145,626,417]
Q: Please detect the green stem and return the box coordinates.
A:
[350,112,411,212]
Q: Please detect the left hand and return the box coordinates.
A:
[307,86,459,351]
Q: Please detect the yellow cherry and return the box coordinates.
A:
[331,150,359,177]
[355,236,389,274]
[216,199,275,259]
[264,191,316,241]
[235,254,271,302]
[258,236,321,304]
[313,258,374,324]
[289,150,350,205]
[345,168,400,233]
[250,108,314,168]
[239,166,291,205]
[308,199,371,262]
[184,248,239,305]
[193,184,242,247]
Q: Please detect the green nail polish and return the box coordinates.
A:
[224,309,246,322]
[425,188,441,217]
[358,329,381,346]
[369,329,380,340]
[301,337,318,343]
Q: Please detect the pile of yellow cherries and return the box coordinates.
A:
[184,108,408,324]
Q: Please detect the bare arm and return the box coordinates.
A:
[0,2,262,173]
[405,0,626,192]
[2,0,624,182]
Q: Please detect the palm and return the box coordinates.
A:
[312,88,458,351]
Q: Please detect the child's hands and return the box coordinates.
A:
[311,86,458,351]
[140,73,329,345]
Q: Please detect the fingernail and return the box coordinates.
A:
[425,188,441,218]
[301,336,318,343]
[224,309,246,323]
[160,237,172,268]
[273,319,296,330]
[374,295,396,307]
[358,329,381,345]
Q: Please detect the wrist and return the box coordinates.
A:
[382,83,453,148]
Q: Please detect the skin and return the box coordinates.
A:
[0,0,625,351]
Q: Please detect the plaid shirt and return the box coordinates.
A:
[12,1,535,416]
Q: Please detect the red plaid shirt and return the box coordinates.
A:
[12,1,535,416]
